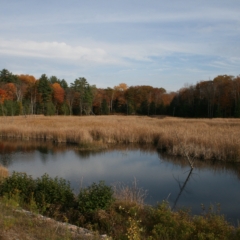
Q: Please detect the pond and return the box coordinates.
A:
[0,140,240,225]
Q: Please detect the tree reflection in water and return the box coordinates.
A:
[172,168,193,211]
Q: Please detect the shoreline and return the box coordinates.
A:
[0,115,240,162]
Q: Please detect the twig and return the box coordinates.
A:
[174,130,194,169]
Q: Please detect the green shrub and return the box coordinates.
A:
[150,202,179,240]
[34,173,75,210]
[0,172,35,203]
[0,172,75,212]
[192,213,235,240]
[147,202,236,240]
[77,181,114,214]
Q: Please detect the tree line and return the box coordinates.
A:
[0,68,239,117]
[169,75,240,118]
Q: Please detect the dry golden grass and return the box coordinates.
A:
[0,115,240,162]
[0,165,8,180]
[0,200,102,240]
[113,178,147,206]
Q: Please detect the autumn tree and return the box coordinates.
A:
[212,75,233,117]
[0,89,7,115]
[170,75,239,118]
[113,83,128,113]
[23,76,37,115]
[0,83,21,116]
[52,83,65,114]
[232,76,240,117]
[112,85,167,115]
[105,87,115,113]
[2,83,16,101]
[0,89,7,103]
[92,88,105,114]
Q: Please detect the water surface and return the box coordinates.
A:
[0,140,239,225]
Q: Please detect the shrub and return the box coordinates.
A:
[0,172,35,203]
[146,202,237,240]
[77,181,114,214]
[0,172,75,212]
[192,213,235,240]
[34,173,75,211]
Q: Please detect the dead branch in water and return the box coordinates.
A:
[174,130,195,169]
[172,169,193,210]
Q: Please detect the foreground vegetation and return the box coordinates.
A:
[0,115,240,162]
[0,168,103,240]
[0,170,240,240]
[0,201,101,240]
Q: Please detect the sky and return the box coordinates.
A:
[0,0,240,92]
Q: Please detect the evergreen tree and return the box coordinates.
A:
[0,69,17,84]
[71,78,94,115]
[37,74,53,115]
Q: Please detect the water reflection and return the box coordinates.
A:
[172,169,193,211]
[0,153,13,166]
[159,152,240,181]
[0,140,240,225]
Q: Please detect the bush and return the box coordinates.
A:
[192,213,235,240]
[145,202,236,240]
[77,181,114,214]
[34,173,75,210]
[0,172,75,212]
[0,172,35,203]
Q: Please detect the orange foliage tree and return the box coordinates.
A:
[92,88,105,114]
[0,88,7,103]
[52,83,65,114]
[52,83,64,105]
[2,83,16,101]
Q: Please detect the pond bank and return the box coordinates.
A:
[0,115,240,162]
[1,172,240,240]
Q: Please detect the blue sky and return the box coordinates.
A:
[0,0,240,91]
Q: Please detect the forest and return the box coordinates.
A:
[0,68,239,118]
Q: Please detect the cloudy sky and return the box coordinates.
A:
[1,0,240,91]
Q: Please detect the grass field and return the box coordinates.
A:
[0,115,240,162]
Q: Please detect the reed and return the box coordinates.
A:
[0,115,240,162]
[113,178,147,206]
[0,165,8,180]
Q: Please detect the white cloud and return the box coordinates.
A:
[0,0,239,90]
[0,39,117,64]
[0,38,200,66]
[1,36,239,71]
